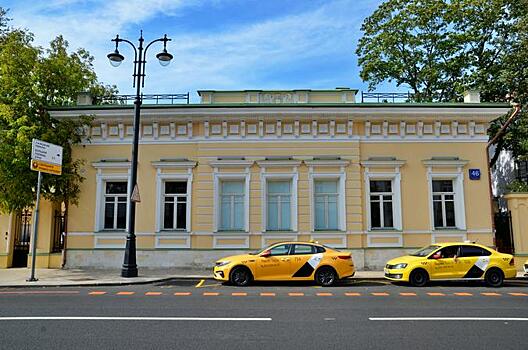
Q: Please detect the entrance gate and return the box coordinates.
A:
[12,209,32,267]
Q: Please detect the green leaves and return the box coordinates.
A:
[0,8,114,213]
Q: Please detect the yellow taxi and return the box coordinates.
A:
[524,259,528,276]
[384,242,517,287]
[213,241,355,286]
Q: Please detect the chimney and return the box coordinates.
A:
[77,92,93,106]
[463,90,480,103]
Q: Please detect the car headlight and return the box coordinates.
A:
[215,261,231,267]
[393,263,408,269]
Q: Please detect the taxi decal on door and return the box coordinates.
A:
[292,253,323,277]
[463,257,490,278]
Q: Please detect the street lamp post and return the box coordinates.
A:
[107,31,173,278]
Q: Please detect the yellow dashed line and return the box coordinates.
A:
[316,292,333,296]
[195,279,205,288]
[203,292,220,296]
[509,292,528,296]
[371,292,389,296]
[345,292,361,296]
[288,292,304,297]
[427,292,445,296]
[232,292,247,296]
[399,292,417,296]
[260,292,276,297]
[454,292,472,296]
[481,292,501,296]
[116,292,134,295]
[145,292,162,296]
[174,292,191,296]
[88,291,106,295]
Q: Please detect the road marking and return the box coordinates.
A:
[344,292,361,296]
[427,292,445,296]
[0,317,272,322]
[195,279,205,288]
[316,292,333,296]
[174,292,191,296]
[399,292,417,296]
[231,292,247,296]
[0,291,79,295]
[145,292,162,296]
[203,292,220,296]
[371,292,389,296]
[288,292,304,297]
[324,318,336,321]
[454,292,473,296]
[260,293,275,297]
[88,291,106,295]
[509,292,528,296]
[481,292,501,296]
[369,317,528,322]
[116,292,134,296]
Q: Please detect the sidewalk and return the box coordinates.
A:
[0,268,525,288]
[0,268,387,288]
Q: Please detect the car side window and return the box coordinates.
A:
[460,245,491,257]
[291,244,314,255]
[315,246,326,253]
[435,246,460,259]
[269,244,291,256]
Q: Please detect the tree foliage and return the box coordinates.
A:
[0,8,117,213]
[356,0,528,167]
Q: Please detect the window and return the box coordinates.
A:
[291,244,315,255]
[220,180,245,231]
[103,182,127,230]
[269,244,291,256]
[432,245,460,259]
[369,180,394,229]
[162,181,187,230]
[432,180,456,228]
[314,180,339,230]
[267,181,291,231]
[460,245,491,257]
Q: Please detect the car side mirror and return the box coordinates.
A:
[260,250,271,258]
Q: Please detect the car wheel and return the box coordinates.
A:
[409,269,429,287]
[315,267,337,287]
[485,268,504,288]
[230,266,252,287]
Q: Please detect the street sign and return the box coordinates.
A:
[30,139,63,175]
[469,169,481,180]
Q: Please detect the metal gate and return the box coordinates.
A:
[12,209,32,267]
[495,211,514,254]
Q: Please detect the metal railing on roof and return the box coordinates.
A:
[101,93,190,105]
[361,91,413,103]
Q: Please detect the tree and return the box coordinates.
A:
[0,8,117,213]
[356,0,528,168]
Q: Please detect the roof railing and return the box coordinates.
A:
[361,91,413,103]
[100,93,190,105]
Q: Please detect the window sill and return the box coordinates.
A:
[368,228,402,232]
[157,230,189,234]
[96,230,126,233]
[312,230,345,233]
[433,227,463,231]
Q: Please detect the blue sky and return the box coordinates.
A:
[3,0,399,102]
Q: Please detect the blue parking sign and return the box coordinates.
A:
[469,169,481,180]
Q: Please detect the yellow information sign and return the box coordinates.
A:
[30,159,62,175]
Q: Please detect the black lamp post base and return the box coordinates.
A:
[121,266,138,278]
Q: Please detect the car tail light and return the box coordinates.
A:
[510,257,515,266]
[338,255,351,260]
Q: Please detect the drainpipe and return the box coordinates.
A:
[486,103,521,248]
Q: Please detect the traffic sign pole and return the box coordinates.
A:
[27,171,42,282]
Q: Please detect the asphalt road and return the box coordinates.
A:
[1,278,527,350]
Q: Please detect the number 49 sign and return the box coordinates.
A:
[469,169,481,180]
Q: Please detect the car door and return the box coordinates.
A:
[255,244,292,280]
[458,245,491,279]
[429,245,461,279]
[289,244,319,279]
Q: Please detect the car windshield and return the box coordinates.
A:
[410,245,440,257]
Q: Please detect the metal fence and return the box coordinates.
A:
[100,93,190,105]
[361,92,413,103]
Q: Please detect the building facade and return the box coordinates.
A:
[0,88,513,270]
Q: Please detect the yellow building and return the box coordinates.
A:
[0,88,513,270]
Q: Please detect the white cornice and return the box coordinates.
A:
[422,159,469,167]
[92,161,130,169]
[151,161,197,169]
[209,160,254,168]
[360,160,406,168]
[256,160,302,168]
[304,159,350,167]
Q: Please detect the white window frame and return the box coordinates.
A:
[214,173,250,232]
[155,173,192,233]
[309,173,346,232]
[94,166,131,232]
[261,173,298,232]
[365,173,402,231]
[102,182,128,230]
[428,172,466,230]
